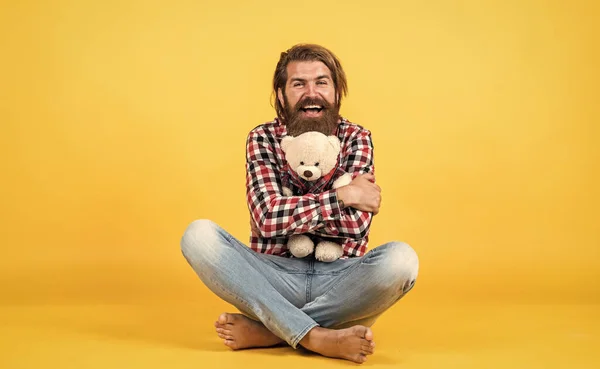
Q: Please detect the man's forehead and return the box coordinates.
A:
[287,61,332,79]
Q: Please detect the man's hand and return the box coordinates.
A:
[336,173,381,215]
[250,215,260,236]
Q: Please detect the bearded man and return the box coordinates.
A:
[180,44,419,364]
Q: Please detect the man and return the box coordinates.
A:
[180,44,419,364]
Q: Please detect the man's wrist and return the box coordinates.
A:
[335,186,354,209]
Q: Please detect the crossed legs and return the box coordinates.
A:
[180,219,419,363]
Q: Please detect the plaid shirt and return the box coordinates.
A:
[245,117,375,258]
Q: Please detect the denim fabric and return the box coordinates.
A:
[180,219,418,348]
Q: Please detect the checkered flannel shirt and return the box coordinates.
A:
[245,116,374,258]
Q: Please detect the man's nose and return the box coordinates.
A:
[305,83,318,97]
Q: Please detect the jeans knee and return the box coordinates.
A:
[391,241,419,277]
[378,241,419,293]
[180,219,221,260]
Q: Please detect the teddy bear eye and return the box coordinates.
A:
[300,161,304,165]
[315,162,319,166]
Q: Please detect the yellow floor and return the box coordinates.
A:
[2,298,598,369]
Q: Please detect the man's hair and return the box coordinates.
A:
[272,44,348,121]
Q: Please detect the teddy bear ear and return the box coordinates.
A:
[327,135,341,152]
[281,136,294,153]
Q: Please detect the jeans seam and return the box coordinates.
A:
[306,259,314,303]
[305,274,312,303]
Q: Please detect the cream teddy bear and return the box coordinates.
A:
[280,131,352,262]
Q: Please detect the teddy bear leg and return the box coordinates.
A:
[315,241,344,262]
[287,234,315,258]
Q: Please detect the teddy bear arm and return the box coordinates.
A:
[332,173,353,189]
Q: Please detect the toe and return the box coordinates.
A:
[357,354,368,363]
[217,333,233,340]
[361,344,374,354]
[364,327,374,341]
[218,313,229,325]
[224,339,237,350]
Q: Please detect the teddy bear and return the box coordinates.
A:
[280,131,353,262]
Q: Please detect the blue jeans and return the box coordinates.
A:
[180,219,419,349]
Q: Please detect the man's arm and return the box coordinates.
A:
[309,128,376,240]
[246,129,345,238]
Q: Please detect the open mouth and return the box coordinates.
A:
[300,104,324,114]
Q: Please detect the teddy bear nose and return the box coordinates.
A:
[303,170,313,178]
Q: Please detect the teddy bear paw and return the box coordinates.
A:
[287,234,314,258]
[332,173,352,189]
[282,186,293,196]
[315,241,343,262]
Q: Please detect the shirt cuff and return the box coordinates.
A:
[318,189,343,221]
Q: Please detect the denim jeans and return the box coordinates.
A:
[180,219,419,348]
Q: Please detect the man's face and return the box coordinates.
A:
[278,61,339,136]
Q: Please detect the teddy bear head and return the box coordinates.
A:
[280,131,341,181]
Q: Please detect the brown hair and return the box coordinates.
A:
[272,44,348,121]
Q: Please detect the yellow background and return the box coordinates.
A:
[1,0,598,368]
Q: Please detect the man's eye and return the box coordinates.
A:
[293,83,303,87]
[317,81,327,85]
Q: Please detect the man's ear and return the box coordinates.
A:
[281,135,294,153]
[277,88,285,109]
[327,136,341,152]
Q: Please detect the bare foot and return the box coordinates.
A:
[299,325,375,364]
[214,313,284,350]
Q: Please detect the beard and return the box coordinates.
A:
[283,95,340,137]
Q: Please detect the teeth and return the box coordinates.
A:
[304,105,322,109]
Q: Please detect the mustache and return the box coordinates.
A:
[293,97,332,111]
